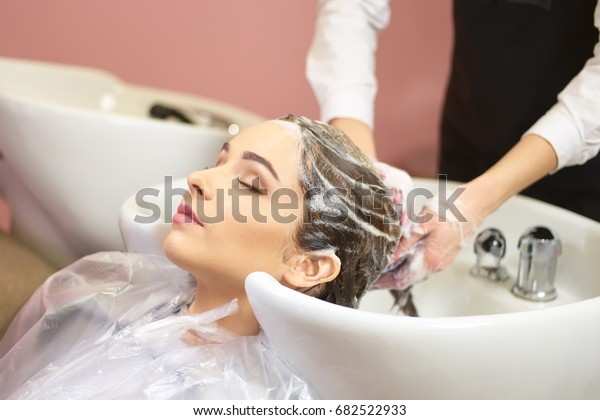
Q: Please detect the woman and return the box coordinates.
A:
[0,115,401,399]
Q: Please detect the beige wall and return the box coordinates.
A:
[0,0,452,176]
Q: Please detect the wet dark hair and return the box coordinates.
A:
[279,115,401,308]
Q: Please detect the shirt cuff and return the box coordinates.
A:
[525,104,586,172]
[319,85,376,129]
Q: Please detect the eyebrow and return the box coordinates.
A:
[242,151,280,181]
[220,142,280,181]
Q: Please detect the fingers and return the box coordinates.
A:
[370,164,483,291]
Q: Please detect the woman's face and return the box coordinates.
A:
[163,121,304,286]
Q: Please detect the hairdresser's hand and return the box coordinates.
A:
[374,188,483,291]
[408,191,483,265]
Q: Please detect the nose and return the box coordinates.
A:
[187,169,215,201]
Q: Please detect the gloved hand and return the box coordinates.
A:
[372,172,483,291]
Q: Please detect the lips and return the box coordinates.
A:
[174,202,203,226]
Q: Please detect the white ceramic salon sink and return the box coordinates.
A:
[0,56,264,267]
[360,178,600,318]
[247,178,600,399]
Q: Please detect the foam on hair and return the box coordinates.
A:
[268,119,303,141]
[278,114,401,308]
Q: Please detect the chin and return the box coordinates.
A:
[162,231,188,269]
[163,232,210,279]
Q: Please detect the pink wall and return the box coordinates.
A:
[0,0,452,177]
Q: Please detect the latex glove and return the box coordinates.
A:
[373,187,482,291]
[371,161,414,233]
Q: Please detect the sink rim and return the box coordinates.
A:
[358,287,600,324]
[0,56,264,136]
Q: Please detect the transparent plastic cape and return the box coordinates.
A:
[0,252,314,400]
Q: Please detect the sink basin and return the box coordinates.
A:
[0,57,264,267]
[247,178,600,399]
[361,179,600,318]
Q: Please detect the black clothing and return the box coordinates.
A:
[441,0,600,221]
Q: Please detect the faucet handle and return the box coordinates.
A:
[470,228,509,282]
[474,227,506,259]
[512,226,561,301]
[517,226,562,256]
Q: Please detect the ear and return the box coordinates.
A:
[281,252,341,290]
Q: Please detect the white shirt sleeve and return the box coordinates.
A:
[526,0,600,170]
[306,0,391,128]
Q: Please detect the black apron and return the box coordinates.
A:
[440,0,600,221]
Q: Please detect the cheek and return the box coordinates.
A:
[233,219,296,261]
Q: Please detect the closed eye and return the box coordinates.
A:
[237,177,266,195]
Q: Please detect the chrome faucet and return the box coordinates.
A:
[512,226,561,302]
[470,228,509,282]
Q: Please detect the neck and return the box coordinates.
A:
[188,277,260,337]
